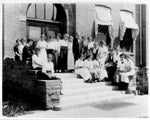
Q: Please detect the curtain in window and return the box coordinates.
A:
[95,5,114,46]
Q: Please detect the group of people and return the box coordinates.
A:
[13,32,136,91]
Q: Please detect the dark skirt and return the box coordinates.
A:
[60,46,68,72]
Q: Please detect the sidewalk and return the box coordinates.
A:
[17,95,149,118]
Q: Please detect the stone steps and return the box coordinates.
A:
[52,73,134,111]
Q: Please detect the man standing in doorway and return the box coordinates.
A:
[73,32,83,61]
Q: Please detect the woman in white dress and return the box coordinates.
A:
[75,54,92,83]
[84,55,99,82]
[67,36,74,71]
[36,34,47,64]
[98,55,108,81]
[97,40,108,64]
[17,39,24,61]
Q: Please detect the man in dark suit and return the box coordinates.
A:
[105,49,117,85]
[22,39,34,64]
[73,33,80,61]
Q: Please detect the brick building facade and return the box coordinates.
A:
[2,3,147,68]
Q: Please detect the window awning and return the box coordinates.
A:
[119,11,139,41]
[120,11,138,29]
[95,6,113,26]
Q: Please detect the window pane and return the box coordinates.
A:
[53,5,57,20]
[29,26,41,40]
[36,4,44,19]
[46,4,53,20]
[27,4,35,18]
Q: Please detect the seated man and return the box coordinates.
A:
[115,53,133,91]
[32,48,42,70]
[105,49,117,84]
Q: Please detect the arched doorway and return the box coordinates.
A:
[26,3,67,41]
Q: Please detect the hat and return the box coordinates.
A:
[41,34,46,38]
[63,34,69,37]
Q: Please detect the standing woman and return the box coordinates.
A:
[87,36,94,56]
[60,34,69,72]
[55,33,62,72]
[46,36,57,72]
[17,39,24,61]
[82,36,89,58]
[97,40,108,64]
[36,34,47,64]
[14,39,20,61]
[67,36,75,72]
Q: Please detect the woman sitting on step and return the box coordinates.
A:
[93,55,108,82]
[32,48,43,70]
[75,54,92,83]
[37,53,63,95]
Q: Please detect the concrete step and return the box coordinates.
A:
[60,90,123,103]
[63,82,114,90]
[62,84,117,96]
[54,73,76,78]
[56,94,134,111]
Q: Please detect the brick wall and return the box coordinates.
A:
[3,3,27,59]
[76,4,95,37]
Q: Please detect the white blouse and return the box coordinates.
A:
[42,61,54,73]
[75,59,84,68]
[47,40,57,50]
[36,40,47,50]
[32,54,42,69]
[84,59,93,69]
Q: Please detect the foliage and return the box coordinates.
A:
[136,66,148,95]
[3,58,42,117]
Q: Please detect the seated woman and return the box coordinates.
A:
[32,48,43,70]
[38,54,63,94]
[84,55,99,82]
[75,54,92,83]
[93,55,108,82]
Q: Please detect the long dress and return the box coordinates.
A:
[67,41,74,70]
[36,40,47,64]
[98,58,108,80]
[84,59,99,80]
[97,46,108,63]
[60,39,68,72]
[75,59,92,81]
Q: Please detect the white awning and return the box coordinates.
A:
[119,11,139,41]
[120,11,138,29]
[95,6,113,26]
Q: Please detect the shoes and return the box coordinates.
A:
[84,79,93,83]
[60,91,63,95]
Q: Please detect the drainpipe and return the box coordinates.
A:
[140,4,142,66]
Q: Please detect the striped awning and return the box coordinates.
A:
[120,11,138,29]
[95,5,113,26]
[119,11,139,41]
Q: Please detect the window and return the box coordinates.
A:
[27,3,58,21]
[119,10,139,52]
